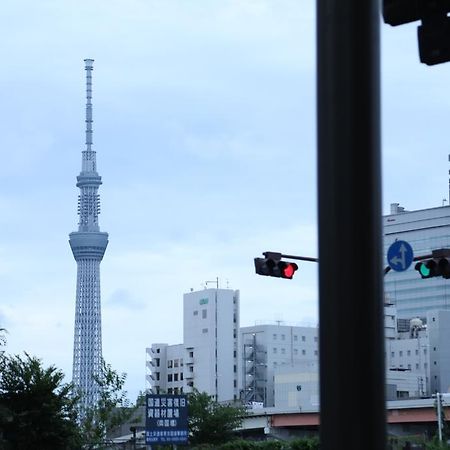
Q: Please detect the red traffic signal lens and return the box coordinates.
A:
[281,262,298,279]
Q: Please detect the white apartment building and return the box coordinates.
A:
[146,288,240,403]
[240,324,319,407]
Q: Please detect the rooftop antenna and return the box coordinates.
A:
[205,277,219,289]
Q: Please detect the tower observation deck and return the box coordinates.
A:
[69,59,108,411]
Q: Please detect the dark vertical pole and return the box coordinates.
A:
[317,1,386,450]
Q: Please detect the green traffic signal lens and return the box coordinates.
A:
[415,261,432,278]
[419,264,431,277]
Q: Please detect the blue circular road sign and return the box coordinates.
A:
[387,240,414,272]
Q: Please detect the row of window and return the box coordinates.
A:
[273,334,317,342]
[168,373,184,382]
[167,359,183,369]
[193,309,208,319]
[273,348,318,356]
[389,348,427,358]
[391,363,428,370]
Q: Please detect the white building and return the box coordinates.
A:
[146,288,240,403]
[240,324,319,407]
[273,308,450,410]
[384,203,450,319]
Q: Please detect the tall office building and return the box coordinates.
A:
[147,288,240,403]
[383,203,450,319]
[69,59,109,410]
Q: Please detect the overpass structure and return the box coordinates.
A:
[240,399,449,440]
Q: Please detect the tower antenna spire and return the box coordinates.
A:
[85,59,94,152]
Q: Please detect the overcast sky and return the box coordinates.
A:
[2,0,450,402]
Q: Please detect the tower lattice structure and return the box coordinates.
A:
[69,59,108,411]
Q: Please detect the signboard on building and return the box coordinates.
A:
[145,394,189,445]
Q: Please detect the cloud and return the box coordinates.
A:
[105,288,145,310]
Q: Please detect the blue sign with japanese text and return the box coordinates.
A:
[145,394,189,445]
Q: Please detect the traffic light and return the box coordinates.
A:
[254,257,298,280]
[383,0,450,65]
[415,258,450,279]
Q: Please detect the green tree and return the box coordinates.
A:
[80,359,144,448]
[188,389,246,446]
[0,353,82,450]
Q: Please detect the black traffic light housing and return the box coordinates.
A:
[254,256,298,280]
[415,248,450,279]
[383,0,450,65]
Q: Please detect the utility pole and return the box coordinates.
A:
[317,1,386,449]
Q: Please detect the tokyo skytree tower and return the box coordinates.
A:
[69,59,108,410]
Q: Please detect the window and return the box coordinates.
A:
[234,379,237,388]
[156,348,160,353]
[294,349,298,355]
[281,334,285,341]
[174,359,179,368]
[202,328,208,333]
[181,373,184,380]
[314,350,318,356]
[202,309,207,319]
[408,364,411,370]
[424,349,427,355]
[174,373,178,381]
[193,310,198,316]
[314,336,318,342]
[294,335,298,341]
[302,349,306,356]
[168,388,173,394]
[168,374,173,382]
[180,359,184,366]
[281,348,286,354]
[391,352,394,357]
[233,350,237,358]
[189,351,194,358]
[302,336,306,342]
[167,360,173,368]
[416,363,419,369]
[156,372,160,381]
[189,366,193,372]
[273,348,277,354]
[234,365,237,373]
[407,350,411,356]
[273,334,277,340]
[415,349,419,355]
[155,358,160,367]
[399,351,403,357]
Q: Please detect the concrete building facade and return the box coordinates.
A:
[240,324,319,407]
[146,288,240,403]
[383,203,450,319]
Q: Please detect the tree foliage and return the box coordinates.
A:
[79,359,143,448]
[0,353,82,450]
[188,389,246,446]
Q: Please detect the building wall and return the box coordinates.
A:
[384,204,450,318]
[146,288,239,403]
[427,310,450,394]
[241,324,319,407]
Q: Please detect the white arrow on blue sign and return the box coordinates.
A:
[387,240,414,272]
